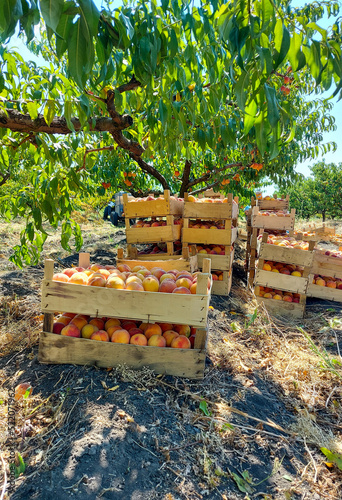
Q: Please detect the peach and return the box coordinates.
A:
[315,278,326,286]
[291,271,302,277]
[53,322,67,334]
[279,268,290,275]
[105,318,121,330]
[106,276,125,289]
[128,327,144,337]
[159,280,177,293]
[132,265,145,273]
[126,275,143,285]
[160,273,176,283]
[337,282,342,290]
[273,294,282,300]
[263,293,273,299]
[170,335,191,349]
[111,329,130,344]
[55,315,71,326]
[90,330,109,341]
[174,324,191,337]
[151,268,167,280]
[283,295,293,302]
[61,312,77,319]
[97,269,111,279]
[121,321,137,330]
[263,264,272,271]
[126,281,144,291]
[176,277,192,289]
[106,325,122,336]
[68,272,88,285]
[136,268,151,278]
[142,277,160,292]
[176,270,192,278]
[53,273,69,282]
[61,324,81,337]
[163,330,179,346]
[130,333,148,346]
[159,322,174,332]
[88,275,106,287]
[189,335,196,348]
[81,323,99,339]
[117,264,131,273]
[63,268,78,278]
[145,324,162,339]
[190,282,197,294]
[173,286,191,294]
[139,322,150,332]
[327,281,337,288]
[70,316,88,330]
[271,268,280,273]
[90,263,102,272]
[148,335,167,347]
[89,318,105,330]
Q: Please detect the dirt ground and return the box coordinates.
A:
[0,217,342,500]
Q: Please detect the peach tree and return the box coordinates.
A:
[0,0,341,265]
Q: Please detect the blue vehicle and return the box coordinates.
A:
[103,191,127,226]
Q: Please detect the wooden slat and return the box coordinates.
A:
[256,195,290,211]
[117,255,198,272]
[256,296,305,319]
[38,332,206,379]
[41,280,211,328]
[125,224,181,244]
[183,200,238,220]
[197,250,234,271]
[311,251,342,280]
[182,227,238,246]
[307,283,342,301]
[257,243,314,267]
[123,190,184,218]
[212,271,232,296]
[252,207,295,230]
[254,270,308,294]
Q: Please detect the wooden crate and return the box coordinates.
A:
[125,217,182,245]
[307,250,342,301]
[123,190,183,218]
[256,194,290,212]
[254,233,315,318]
[117,247,198,273]
[212,270,232,296]
[251,207,295,230]
[182,224,238,247]
[184,193,239,220]
[197,248,234,272]
[39,255,212,379]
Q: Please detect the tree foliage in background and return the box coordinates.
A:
[0,0,341,265]
[277,161,342,221]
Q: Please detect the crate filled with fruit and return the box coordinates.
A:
[254,233,316,318]
[307,249,342,302]
[183,192,239,220]
[123,190,184,218]
[39,253,212,379]
[256,194,290,212]
[251,206,296,231]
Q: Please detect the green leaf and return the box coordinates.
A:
[43,100,55,126]
[55,12,73,58]
[26,101,38,120]
[39,0,64,31]
[14,452,26,478]
[169,28,178,58]
[230,470,254,494]
[195,128,206,151]
[64,100,74,131]
[321,448,342,471]
[158,99,168,125]
[264,84,279,128]
[235,71,249,111]
[0,0,23,39]
[199,399,211,416]
[67,18,88,88]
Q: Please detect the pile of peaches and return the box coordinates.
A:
[312,275,342,289]
[128,194,184,202]
[260,234,310,250]
[188,219,233,230]
[137,241,182,255]
[195,244,233,256]
[52,313,196,349]
[319,249,342,259]
[262,261,304,277]
[187,195,237,205]
[52,263,210,295]
[131,217,183,228]
[257,210,291,217]
[259,195,287,201]
[257,287,301,303]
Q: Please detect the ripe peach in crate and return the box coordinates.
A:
[70,315,88,330]
[111,329,130,344]
[90,330,109,342]
[81,323,99,339]
[148,335,167,347]
[145,324,162,339]
[174,324,191,337]
[159,280,177,293]
[130,333,148,346]
[61,324,81,337]
[52,273,69,282]
[163,330,179,347]
[171,335,191,349]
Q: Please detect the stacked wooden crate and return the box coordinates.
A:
[247,195,293,287]
[123,190,183,258]
[39,253,212,379]
[182,193,238,296]
[307,249,342,302]
[254,233,315,318]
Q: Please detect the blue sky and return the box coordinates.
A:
[8,0,341,186]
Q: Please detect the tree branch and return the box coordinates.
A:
[79,146,115,171]
[190,180,221,196]
[179,159,192,197]
[0,169,10,187]
[186,162,242,189]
